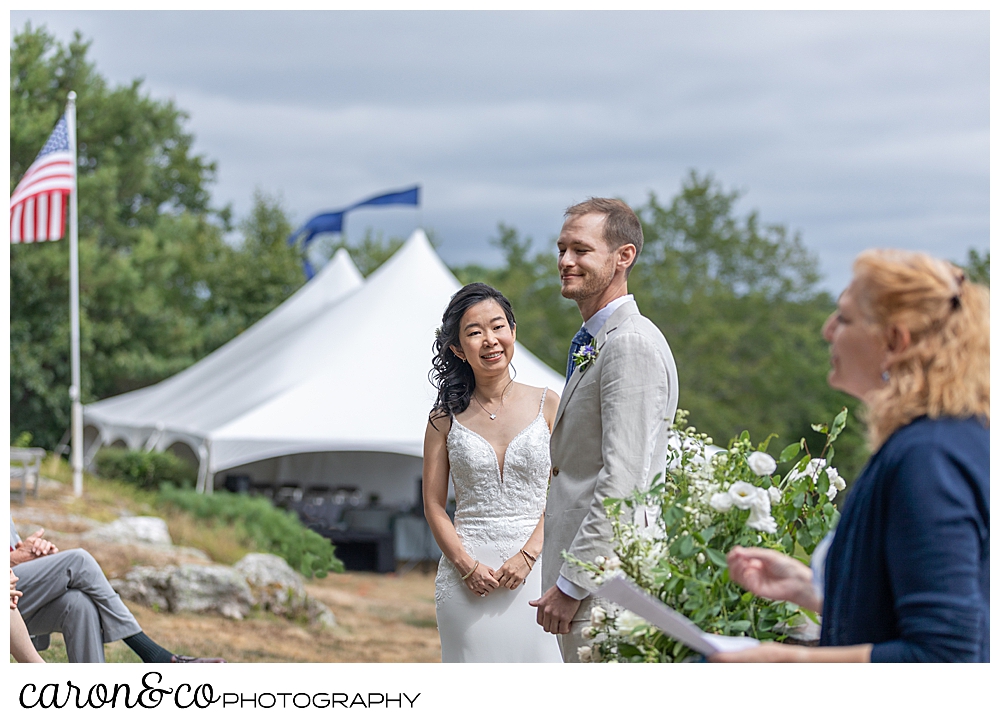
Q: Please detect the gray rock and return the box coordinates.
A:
[234,553,335,627]
[86,516,173,546]
[305,597,338,629]
[112,564,253,620]
[235,553,304,599]
[112,552,336,627]
[111,566,171,611]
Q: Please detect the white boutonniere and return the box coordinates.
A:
[572,343,599,374]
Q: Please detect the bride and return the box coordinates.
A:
[423,283,562,663]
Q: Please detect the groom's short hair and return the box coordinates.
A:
[564,197,643,274]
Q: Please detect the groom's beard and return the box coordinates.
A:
[560,256,616,303]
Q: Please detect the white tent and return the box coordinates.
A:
[84,230,565,507]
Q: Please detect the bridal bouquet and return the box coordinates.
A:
[569,408,848,663]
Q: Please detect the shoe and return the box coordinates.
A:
[170,654,226,663]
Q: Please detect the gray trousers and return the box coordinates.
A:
[14,548,142,663]
[558,620,590,663]
[557,595,597,663]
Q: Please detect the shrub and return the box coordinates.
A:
[93,448,197,490]
[157,485,344,578]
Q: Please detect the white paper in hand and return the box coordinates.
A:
[595,575,760,657]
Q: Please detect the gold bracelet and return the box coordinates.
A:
[460,560,479,581]
[520,550,534,570]
[520,549,537,563]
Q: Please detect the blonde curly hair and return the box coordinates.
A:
[852,249,989,449]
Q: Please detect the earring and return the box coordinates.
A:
[881,370,890,382]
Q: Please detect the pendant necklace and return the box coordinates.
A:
[473,384,511,420]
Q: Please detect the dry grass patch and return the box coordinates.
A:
[163,514,255,565]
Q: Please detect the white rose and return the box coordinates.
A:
[615,611,648,635]
[605,556,622,572]
[828,467,846,491]
[709,492,734,512]
[590,606,607,625]
[746,505,778,534]
[594,556,606,567]
[768,486,782,504]
[745,488,777,534]
[750,487,772,514]
[729,482,759,510]
[747,451,777,476]
[582,626,597,639]
[789,457,826,482]
[577,646,593,663]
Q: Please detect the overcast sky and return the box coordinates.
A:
[10,10,989,292]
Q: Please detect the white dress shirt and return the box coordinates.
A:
[556,294,634,601]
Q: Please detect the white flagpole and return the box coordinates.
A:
[66,91,84,497]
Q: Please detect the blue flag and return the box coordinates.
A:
[288,185,420,249]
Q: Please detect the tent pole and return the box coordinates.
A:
[196,442,207,494]
[205,441,214,494]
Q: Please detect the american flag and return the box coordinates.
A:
[10,116,75,243]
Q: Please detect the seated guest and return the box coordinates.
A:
[11,569,44,663]
[11,518,225,663]
[712,249,989,663]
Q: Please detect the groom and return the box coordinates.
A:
[530,198,678,662]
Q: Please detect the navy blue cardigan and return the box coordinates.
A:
[819,416,989,661]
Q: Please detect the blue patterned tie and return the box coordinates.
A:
[566,327,594,382]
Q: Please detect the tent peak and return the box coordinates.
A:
[314,247,363,285]
[362,228,454,288]
[403,228,431,249]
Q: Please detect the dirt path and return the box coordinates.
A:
[127,569,442,663]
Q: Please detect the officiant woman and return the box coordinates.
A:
[713,249,989,663]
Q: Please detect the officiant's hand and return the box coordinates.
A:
[495,553,531,590]
[710,641,873,663]
[530,585,582,634]
[726,546,820,612]
[709,642,806,663]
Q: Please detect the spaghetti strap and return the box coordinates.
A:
[538,386,548,413]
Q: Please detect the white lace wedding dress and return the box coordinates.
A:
[435,388,563,663]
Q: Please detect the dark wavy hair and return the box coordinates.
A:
[429,283,516,424]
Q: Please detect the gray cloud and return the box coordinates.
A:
[10,10,988,291]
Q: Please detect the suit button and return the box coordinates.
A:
[551,466,560,476]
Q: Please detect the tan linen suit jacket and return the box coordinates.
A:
[543,299,678,660]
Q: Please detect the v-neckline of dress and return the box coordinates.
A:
[451,410,544,485]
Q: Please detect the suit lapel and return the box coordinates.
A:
[553,366,584,430]
[552,299,639,432]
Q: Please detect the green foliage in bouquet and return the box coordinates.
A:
[93,448,197,490]
[158,485,345,578]
[569,408,849,662]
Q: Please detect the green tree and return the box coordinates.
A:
[207,189,305,344]
[10,26,304,448]
[637,173,868,480]
[963,248,989,286]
